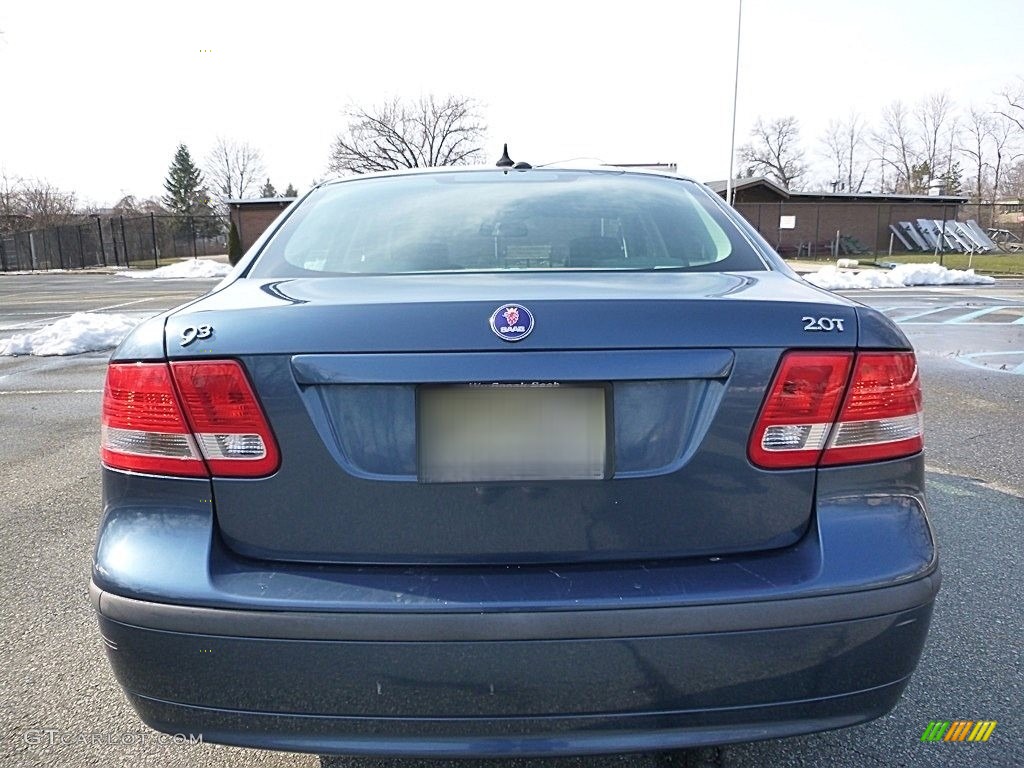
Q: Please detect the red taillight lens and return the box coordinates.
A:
[170,361,280,477]
[749,350,923,470]
[101,360,279,478]
[748,352,853,469]
[101,363,206,477]
[820,352,923,466]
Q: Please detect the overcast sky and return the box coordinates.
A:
[1,0,1022,206]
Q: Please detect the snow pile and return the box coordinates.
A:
[0,313,140,356]
[117,258,231,279]
[805,262,995,290]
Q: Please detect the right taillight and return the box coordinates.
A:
[820,351,923,466]
[750,350,923,469]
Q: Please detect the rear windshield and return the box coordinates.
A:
[249,170,766,277]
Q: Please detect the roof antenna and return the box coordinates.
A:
[495,143,514,168]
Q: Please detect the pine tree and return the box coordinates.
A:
[260,178,277,197]
[283,183,298,198]
[162,145,207,216]
[227,220,243,265]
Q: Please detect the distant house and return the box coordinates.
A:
[993,199,1023,227]
[706,177,968,254]
[226,197,296,252]
[0,213,33,233]
[607,162,678,174]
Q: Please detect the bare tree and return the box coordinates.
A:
[873,101,920,193]
[0,172,19,226]
[990,113,1023,226]
[328,94,487,175]
[997,78,1024,135]
[737,116,807,190]
[821,121,845,189]
[917,92,957,183]
[958,106,994,220]
[12,178,77,229]
[1003,159,1024,201]
[820,113,871,192]
[111,194,143,216]
[205,137,266,201]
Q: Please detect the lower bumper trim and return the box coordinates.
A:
[127,679,910,757]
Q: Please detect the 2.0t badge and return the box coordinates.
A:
[489,304,534,342]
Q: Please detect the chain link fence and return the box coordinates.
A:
[735,202,1024,257]
[0,214,226,272]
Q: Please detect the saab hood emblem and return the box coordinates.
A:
[489,303,534,342]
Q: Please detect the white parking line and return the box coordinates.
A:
[0,389,103,395]
[92,297,154,312]
[889,302,1024,325]
[956,351,1024,375]
[0,322,62,331]
[891,306,954,322]
[944,306,1010,323]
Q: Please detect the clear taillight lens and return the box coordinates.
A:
[169,361,280,477]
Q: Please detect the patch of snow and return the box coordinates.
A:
[117,258,231,279]
[805,262,995,290]
[0,313,140,356]
[0,269,68,275]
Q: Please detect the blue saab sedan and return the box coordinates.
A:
[91,163,939,757]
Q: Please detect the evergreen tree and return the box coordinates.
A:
[260,178,277,197]
[283,183,298,197]
[227,220,243,265]
[162,144,207,216]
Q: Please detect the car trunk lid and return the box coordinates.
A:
[166,271,858,565]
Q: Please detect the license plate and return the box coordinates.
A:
[418,384,608,482]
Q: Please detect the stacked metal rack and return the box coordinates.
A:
[888,219,1000,254]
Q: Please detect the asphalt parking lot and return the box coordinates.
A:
[1,273,1021,768]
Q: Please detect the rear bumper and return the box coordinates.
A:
[93,457,939,755]
[91,573,938,756]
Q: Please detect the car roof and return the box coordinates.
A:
[317,164,699,190]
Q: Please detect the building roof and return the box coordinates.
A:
[704,177,967,203]
[225,197,296,205]
[705,176,790,198]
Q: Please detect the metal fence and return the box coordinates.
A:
[0,214,226,272]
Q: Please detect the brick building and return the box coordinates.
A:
[707,178,967,256]
[227,198,296,252]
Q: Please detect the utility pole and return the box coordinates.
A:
[725,0,743,206]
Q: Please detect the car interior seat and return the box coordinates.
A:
[567,236,626,268]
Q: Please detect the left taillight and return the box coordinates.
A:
[101,360,279,478]
[101,362,207,477]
